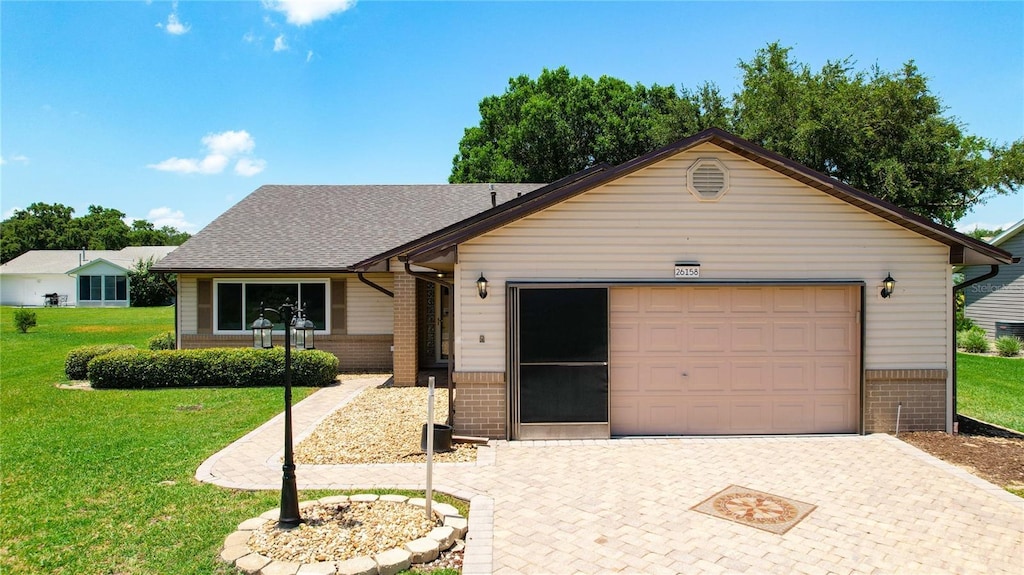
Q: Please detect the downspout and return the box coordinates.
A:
[357,272,394,298]
[402,260,456,426]
[951,264,1002,433]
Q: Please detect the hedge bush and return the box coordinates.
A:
[957,328,990,353]
[87,347,339,389]
[65,344,137,380]
[995,336,1022,357]
[147,331,175,350]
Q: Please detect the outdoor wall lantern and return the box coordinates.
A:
[250,298,313,529]
[477,273,489,299]
[880,273,896,299]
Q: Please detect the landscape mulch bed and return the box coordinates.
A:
[900,431,1024,494]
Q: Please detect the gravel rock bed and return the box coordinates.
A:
[295,386,478,464]
[248,501,438,562]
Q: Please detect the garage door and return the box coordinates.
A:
[609,285,860,435]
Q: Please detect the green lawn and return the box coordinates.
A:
[957,352,1024,433]
[0,306,320,574]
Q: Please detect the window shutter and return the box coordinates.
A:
[331,279,347,334]
[197,279,212,334]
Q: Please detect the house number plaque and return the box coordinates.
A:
[674,263,700,278]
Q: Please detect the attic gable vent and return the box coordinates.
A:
[686,158,730,201]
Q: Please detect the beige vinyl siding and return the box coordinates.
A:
[347,274,394,335]
[455,143,951,372]
[178,275,198,334]
[963,232,1024,337]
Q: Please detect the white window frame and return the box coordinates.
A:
[212,279,330,335]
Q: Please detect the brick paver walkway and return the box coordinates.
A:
[199,377,1024,574]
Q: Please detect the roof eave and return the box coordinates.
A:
[150,266,355,275]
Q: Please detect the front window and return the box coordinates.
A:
[215,281,328,332]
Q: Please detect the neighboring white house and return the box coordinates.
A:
[0,246,176,307]
[961,218,1024,339]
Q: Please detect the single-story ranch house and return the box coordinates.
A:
[153,129,1015,440]
[1,246,176,307]
[960,219,1024,339]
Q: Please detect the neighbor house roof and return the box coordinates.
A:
[376,128,1013,267]
[1,246,177,275]
[152,184,544,273]
[985,218,1024,248]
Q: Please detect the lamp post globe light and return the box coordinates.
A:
[251,298,315,529]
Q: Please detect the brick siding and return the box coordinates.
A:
[864,369,948,433]
[453,371,506,438]
[179,333,393,372]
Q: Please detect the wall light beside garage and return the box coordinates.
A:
[477,273,489,299]
[880,273,896,298]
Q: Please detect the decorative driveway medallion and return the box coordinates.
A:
[691,485,816,534]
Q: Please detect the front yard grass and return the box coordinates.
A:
[0,306,321,574]
[957,352,1024,433]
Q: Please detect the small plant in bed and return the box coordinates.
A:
[957,326,990,353]
[995,335,1022,357]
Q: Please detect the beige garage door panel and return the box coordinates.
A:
[610,285,860,435]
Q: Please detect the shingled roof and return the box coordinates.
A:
[152,184,544,273]
[2,246,177,275]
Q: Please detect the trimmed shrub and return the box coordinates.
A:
[88,347,339,389]
[65,344,137,380]
[13,309,37,333]
[957,329,990,353]
[995,336,1022,357]
[147,331,175,350]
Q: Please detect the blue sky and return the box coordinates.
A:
[2,1,1022,234]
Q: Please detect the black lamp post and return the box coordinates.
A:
[252,298,315,529]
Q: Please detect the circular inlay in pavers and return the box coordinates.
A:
[219,494,467,575]
[713,492,798,524]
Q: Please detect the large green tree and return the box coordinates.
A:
[128,256,176,307]
[449,67,727,184]
[0,203,190,263]
[450,43,1023,225]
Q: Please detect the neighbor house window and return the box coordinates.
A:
[214,281,328,332]
[78,275,127,302]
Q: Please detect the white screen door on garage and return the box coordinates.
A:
[609,284,861,435]
[509,286,610,440]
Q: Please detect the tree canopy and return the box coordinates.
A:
[450,43,1023,226]
[0,203,190,263]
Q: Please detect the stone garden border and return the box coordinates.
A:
[220,494,468,575]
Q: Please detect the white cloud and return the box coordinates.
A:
[243,30,257,43]
[264,0,357,26]
[306,50,314,63]
[235,157,267,177]
[147,207,197,232]
[148,130,265,176]
[0,154,29,166]
[273,34,289,52]
[3,206,22,219]
[157,2,190,35]
[956,221,1018,234]
[164,13,190,35]
[202,130,255,156]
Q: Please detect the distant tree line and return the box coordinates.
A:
[451,42,1023,226]
[0,203,190,263]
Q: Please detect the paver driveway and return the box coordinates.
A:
[199,377,1024,574]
